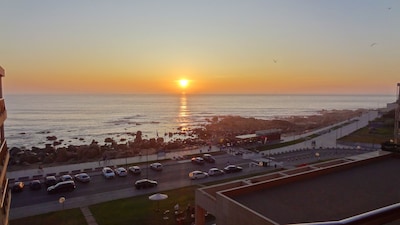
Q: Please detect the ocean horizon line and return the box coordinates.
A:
[4,93,396,97]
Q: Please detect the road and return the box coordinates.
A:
[10,153,271,219]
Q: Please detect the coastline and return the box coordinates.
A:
[7,109,368,171]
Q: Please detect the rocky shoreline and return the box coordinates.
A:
[8,109,367,171]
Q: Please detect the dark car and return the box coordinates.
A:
[29,180,42,190]
[134,179,158,189]
[203,154,216,163]
[223,165,243,173]
[47,180,76,194]
[11,182,24,193]
[191,157,205,165]
[44,176,57,187]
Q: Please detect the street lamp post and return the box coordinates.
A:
[59,196,65,210]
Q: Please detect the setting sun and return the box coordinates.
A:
[179,79,189,89]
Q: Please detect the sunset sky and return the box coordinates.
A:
[0,1,399,95]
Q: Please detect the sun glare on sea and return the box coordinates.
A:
[179,79,189,89]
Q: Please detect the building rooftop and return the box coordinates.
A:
[232,154,400,224]
[196,151,400,225]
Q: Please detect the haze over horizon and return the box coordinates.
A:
[1,1,399,95]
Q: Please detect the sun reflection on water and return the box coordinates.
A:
[178,94,190,131]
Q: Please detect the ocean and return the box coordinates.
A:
[4,94,396,149]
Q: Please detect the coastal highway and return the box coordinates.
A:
[10,153,269,209]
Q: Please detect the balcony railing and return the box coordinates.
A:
[291,203,400,225]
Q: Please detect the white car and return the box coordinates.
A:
[114,167,128,177]
[150,162,163,171]
[102,167,115,179]
[74,173,91,183]
[208,168,224,176]
[128,166,141,175]
[189,170,208,180]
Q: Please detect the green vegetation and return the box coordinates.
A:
[89,186,199,225]
[339,111,394,144]
[10,208,85,225]
[250,134,319,152]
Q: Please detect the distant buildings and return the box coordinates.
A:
[235,129,282,145]
[0,66,10,225]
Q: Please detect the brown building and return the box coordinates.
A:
[236,129,282,145]
[0,66,10,225]
[195,151,400,225]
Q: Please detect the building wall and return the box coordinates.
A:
[0,66,10,225]
[395,83,400,144]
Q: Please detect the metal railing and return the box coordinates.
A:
[291,203,400,225]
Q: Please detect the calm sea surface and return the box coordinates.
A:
[4,94,396,149]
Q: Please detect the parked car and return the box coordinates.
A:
[134,179,158,189]
[191,157,205,165]
[60,174,73,182]
[47,181,76,194]
[128,165,141,175]
[102,167,116,179]
[44,176,57,187]
[74,173,91,183]
[29,180,42,190]
[203,154,216,163]
[188,170,208,180]
[208,168,224,176]
[114,167,128,177]
[11,181,24,193]
[223,165,243,173]
[150,162,163,171]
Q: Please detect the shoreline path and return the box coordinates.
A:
[8,110,379,220]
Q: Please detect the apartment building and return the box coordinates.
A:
[0,66,10,225]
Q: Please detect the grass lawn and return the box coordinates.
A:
[90,186,200,225]
[339,124,394,144]
[10,208,86,225]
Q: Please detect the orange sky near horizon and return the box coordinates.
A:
[1,1,399,95]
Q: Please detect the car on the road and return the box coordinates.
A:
[11,181,25,193]
[102,167,116,179]
[44,176,57,187]
[114,167,128,177]
[223,165,243,173]
[60,174,73,182]
[191,157,205,165]
[203,154,216,163]
[150,162,163,171]
[74,173,91,183]
[134,179,158,189]
[208,168,224,176]
[47,180,76,194]
[128,165,141,175]
[29,180,42,190]
[188,170,208,180]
